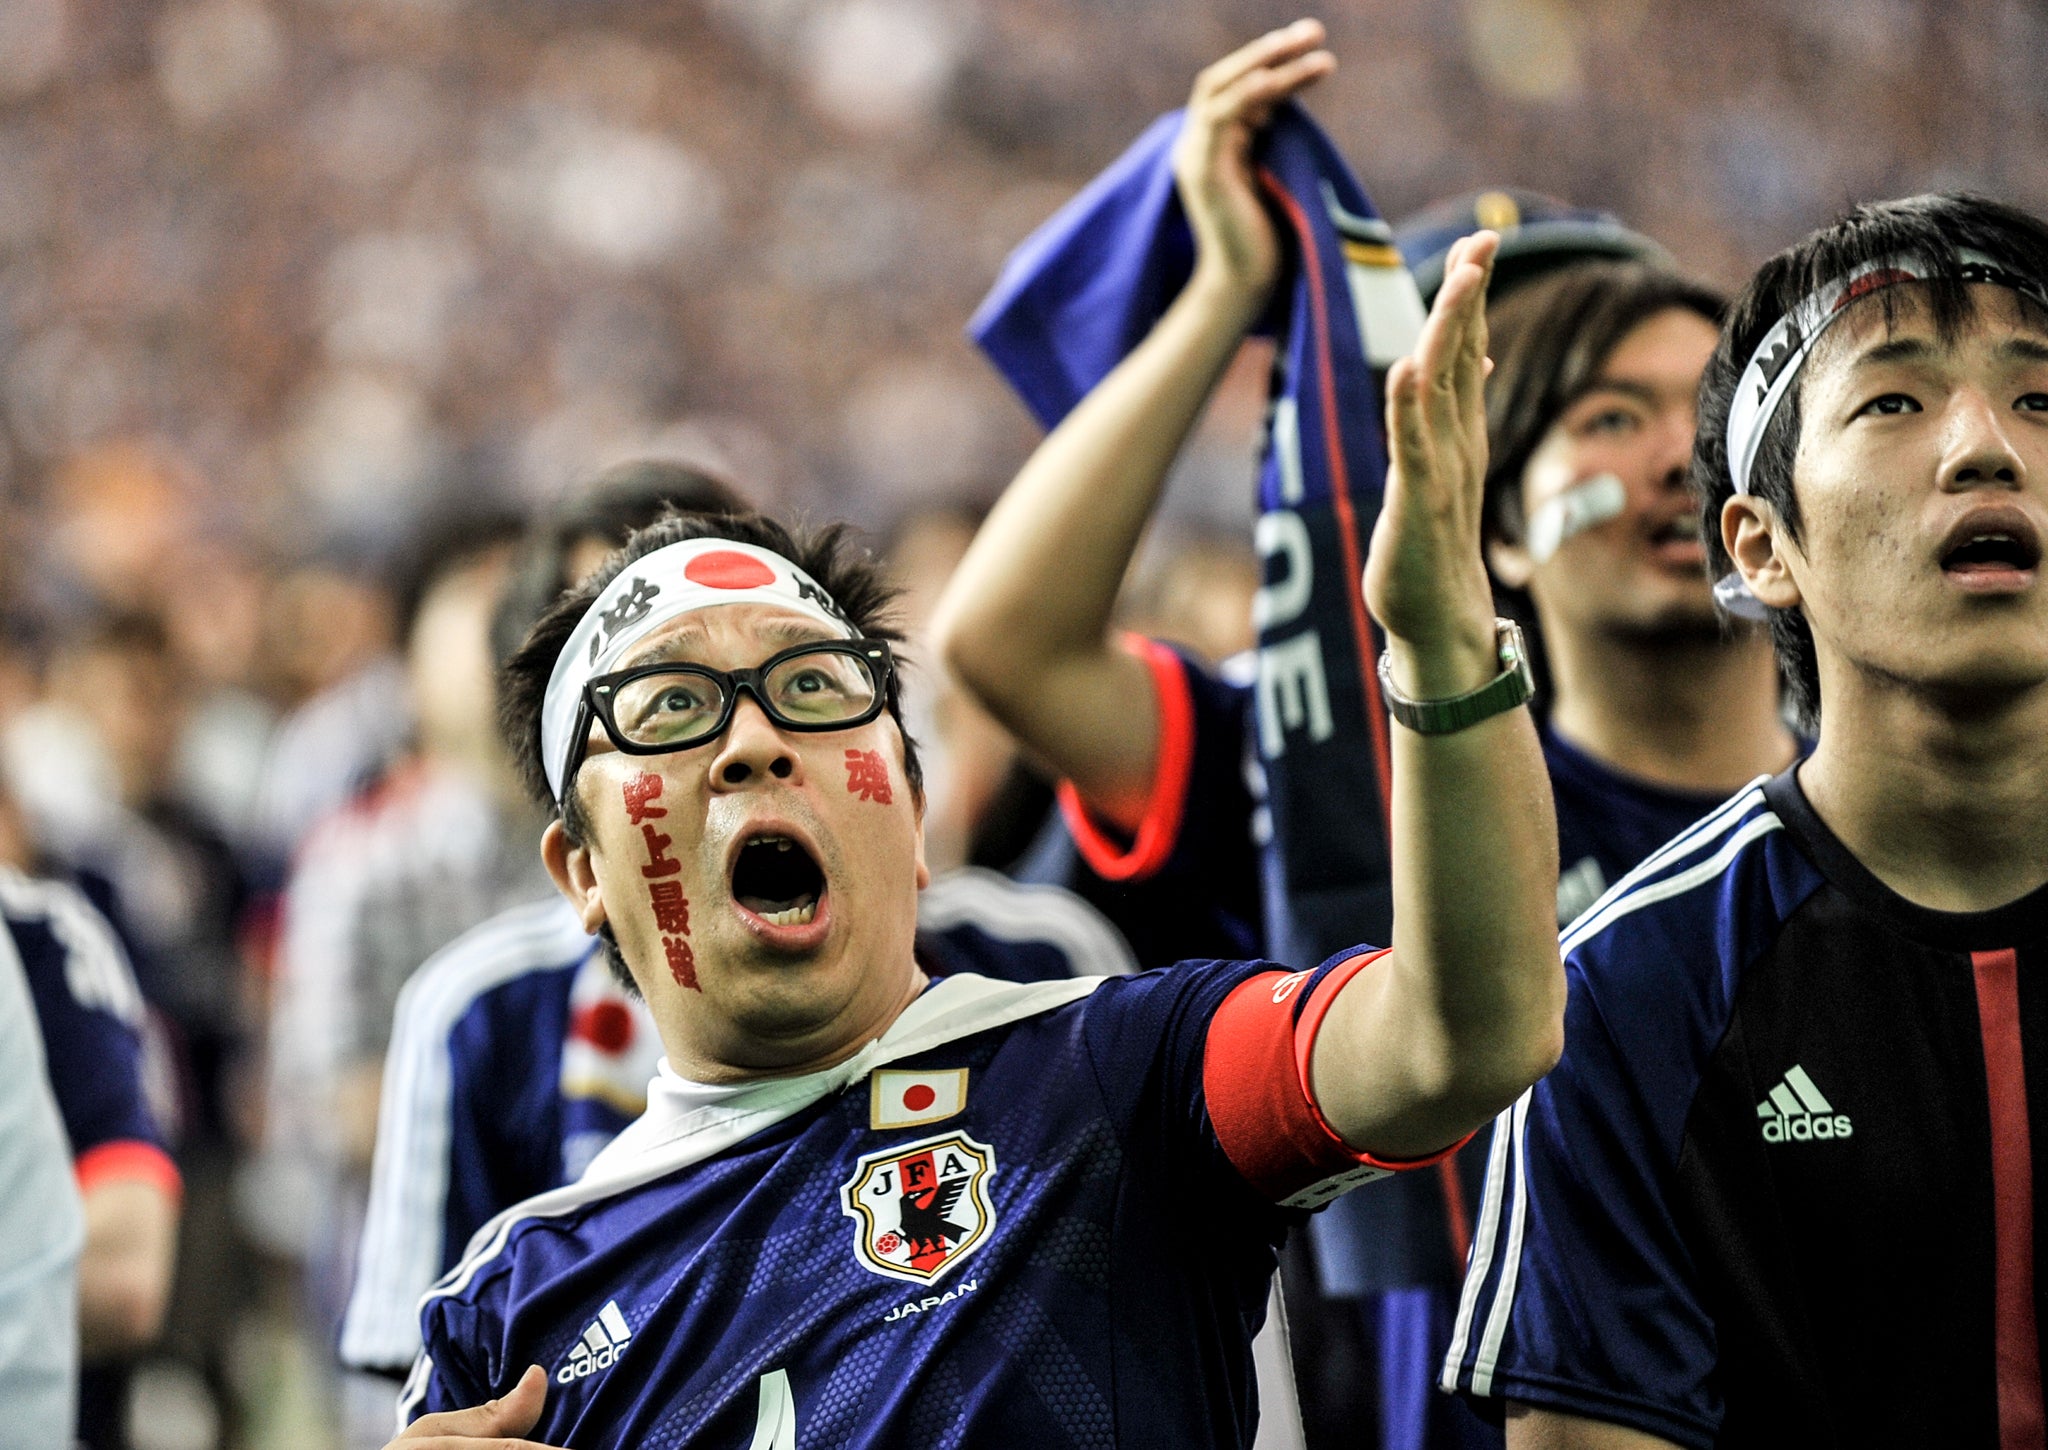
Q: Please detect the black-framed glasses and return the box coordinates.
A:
[560,639,895,791]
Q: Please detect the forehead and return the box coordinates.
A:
[1597,306,1719,378]
[1804,282,2048,386]
[618,603,840,669]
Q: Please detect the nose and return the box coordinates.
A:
[1649,403,1695,495]
[706,692,802,791]
[1940,387,2027,493]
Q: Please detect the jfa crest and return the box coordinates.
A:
[839,1130,997,1285]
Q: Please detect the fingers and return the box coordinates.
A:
[1206,48,1336,132]
[396,1367,549,1443]
[1192,19,1328,103]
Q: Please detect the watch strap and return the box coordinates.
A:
[1377,621,1535,735]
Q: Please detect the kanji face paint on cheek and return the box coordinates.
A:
[623,772,699,990]
[845,749,892,804]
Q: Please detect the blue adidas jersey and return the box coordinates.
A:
[5,870,174,1192]
[403,955,1438,1447]
[343,871,1141,1374]
[1442,767,2048,1447]
[1016,639,1263,968]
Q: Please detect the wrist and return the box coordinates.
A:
[1184,258,1272,326]
[1382,621,1499,701]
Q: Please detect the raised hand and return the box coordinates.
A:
[1172,18,1335,308]
[1365,230,1503,698]
[384,1365,568,1450]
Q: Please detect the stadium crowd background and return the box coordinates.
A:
[2,0,2046,1446]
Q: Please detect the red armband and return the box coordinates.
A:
[1057,635,1194,883]
[76,1139,183,1201]
[1203,950,1470,1209]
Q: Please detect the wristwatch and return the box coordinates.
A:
[1377,619,1535,735]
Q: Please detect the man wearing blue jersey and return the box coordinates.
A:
[387,226,1563,1447]
[1443,193,2048,1448]
[931,23,1796,1450]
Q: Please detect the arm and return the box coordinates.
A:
[931,21,1334,828]
[1507,1405,1685,1450]
[1309,232,1566,1159]
[77,1171,178,1358]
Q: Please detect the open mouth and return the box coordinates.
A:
[1941,531,2042,576]
[1648,512,1703,548]
[730,833,825,927]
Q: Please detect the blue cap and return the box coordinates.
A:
[1393,189,1671,304]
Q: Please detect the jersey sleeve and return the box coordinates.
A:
[9,881,178,1196]
[1022,637,1263,967]
[1439,949,1722,1449]
[1082,949,1464,1213]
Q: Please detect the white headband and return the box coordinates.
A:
[1716,247,2048,616]
[540,538,855,803]
[1726,247,2048,497]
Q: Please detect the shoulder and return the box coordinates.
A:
[917,867,1138,979]
[0,870,144,1027]
[393,897,593,1043]
[1560,780,1816,992]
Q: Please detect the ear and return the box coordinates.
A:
[1486,534,1534,590]
[1722,494,1803,610]
[542,818,610,934]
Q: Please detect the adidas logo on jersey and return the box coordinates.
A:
[555,1300,633,1385]
[1757,1065,1853,1144]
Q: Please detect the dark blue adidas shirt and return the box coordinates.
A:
[1443,767,2048,1448]
[345,871,1141,1375]
[1016,639,1264,967]
[403,955,1441,1447]
[6,871,174,1191]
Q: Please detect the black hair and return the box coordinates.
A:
[1695,193,2048,730]
[1479,260,1726,697]
[393,507,529,649]
[489,460,746,671]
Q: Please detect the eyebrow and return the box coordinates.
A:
[622,615,838,669]
[1575,379,1660,405]
[1846,335,1937,371]
[1998,336,2048,366]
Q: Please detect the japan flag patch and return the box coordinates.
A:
[868,1068,968,1129]
[840,1130,997,1285]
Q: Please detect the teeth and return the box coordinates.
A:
[1668,515,1701,539]
[759,901,817,927]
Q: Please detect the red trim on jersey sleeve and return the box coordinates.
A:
[75,1140,183,1201]
[1204,950,1471,1207]
[1055,634,1195,883]
[1971,947,2044,1450]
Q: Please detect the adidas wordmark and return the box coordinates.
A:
[1757,1065,1853,1144]
[557,1300,633,1385]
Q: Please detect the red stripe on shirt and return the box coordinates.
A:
[1057,634,1195,882]
[1205,952,1468,1202]
[75,1139,183,1201]
[1254,169,1394,829]
[1972,946,2044,1450]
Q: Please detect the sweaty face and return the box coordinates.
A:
[1749,285,2048,701]
[559,603,927,1076]
[1494,307,1721,640]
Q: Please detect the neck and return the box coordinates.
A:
[1543,616,1797,793]
[1800,666,2048,913]
[666,965,929,1085]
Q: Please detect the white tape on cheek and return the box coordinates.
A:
[1525,473,1628,564]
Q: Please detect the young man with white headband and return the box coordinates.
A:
[1444,191,2048,1449]
[383,231,1564,1446]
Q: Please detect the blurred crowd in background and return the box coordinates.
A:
[3,0,2047,1446]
